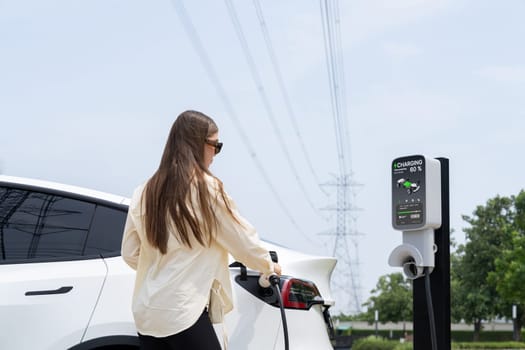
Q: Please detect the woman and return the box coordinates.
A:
[121,110,280,349]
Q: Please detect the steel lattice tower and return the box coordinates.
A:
[322,173,363,315]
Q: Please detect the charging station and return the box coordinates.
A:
[388,155,451,350]
[389,155,441,279]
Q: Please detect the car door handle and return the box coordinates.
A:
[25,286,73,296]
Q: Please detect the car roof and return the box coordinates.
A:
[0,175,130,206]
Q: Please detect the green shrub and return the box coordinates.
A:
[351,338,525,350]
[350,328,409,340]
[348,327,525,342]
[352,336,402,350]
[451,330,525,342]
[452,342,525,349]
[393,342,413,350]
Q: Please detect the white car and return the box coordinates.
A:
[0,175,336,350]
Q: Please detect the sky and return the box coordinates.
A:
[1,0,525,315]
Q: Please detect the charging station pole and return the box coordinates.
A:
[413,157,451,349]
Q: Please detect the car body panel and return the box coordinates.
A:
[224,270,282,349]
[275,305,334,350]
[0,175,128,206]
[82,256,136,341]
[259,243,337,306]
[0,259,107,349]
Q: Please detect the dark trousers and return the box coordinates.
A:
[138,309,221,350]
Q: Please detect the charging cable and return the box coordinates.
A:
[259,274,289,350]
[424,267,438,350]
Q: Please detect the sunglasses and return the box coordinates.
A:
[205,139,223,155]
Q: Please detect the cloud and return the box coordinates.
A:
[352,87,463,131]
[475,65,525,83]
[378,0,453,10]
[268,0,454,81]
[341,0,458,48]
[383,42,422,59]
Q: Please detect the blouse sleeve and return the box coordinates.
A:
[212,187,274,275]
[121,211,141,270]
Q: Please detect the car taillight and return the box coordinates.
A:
[280,277,324,310]
[233,274,325,311]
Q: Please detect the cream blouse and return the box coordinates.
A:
[121,174,274,338]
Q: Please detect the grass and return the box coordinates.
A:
[351,336,525,350]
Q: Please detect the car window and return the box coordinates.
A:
[84,205,127,256]
[0,187,95,261]
[0,186,127,263]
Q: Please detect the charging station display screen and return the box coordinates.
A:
[392,155,426,230]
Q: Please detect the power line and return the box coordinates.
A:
[320,0,347,176]
[319,0,363,315]
[333,1,353,170]
[169,0,317,245]
[224,0,323,217]
[252,0,329,196]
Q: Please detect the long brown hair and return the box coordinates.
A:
[142,110,234,253]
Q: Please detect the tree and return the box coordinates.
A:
[515,190,525,231]
[362,273,412,333]
[490,232,525,340]
[450,247,466,323]
[489,190,525,340]
[457,195,515,340]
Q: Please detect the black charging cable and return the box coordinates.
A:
[424,267,438,350]
[269,274,289,350]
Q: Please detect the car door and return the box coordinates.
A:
[0,186,109,349]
